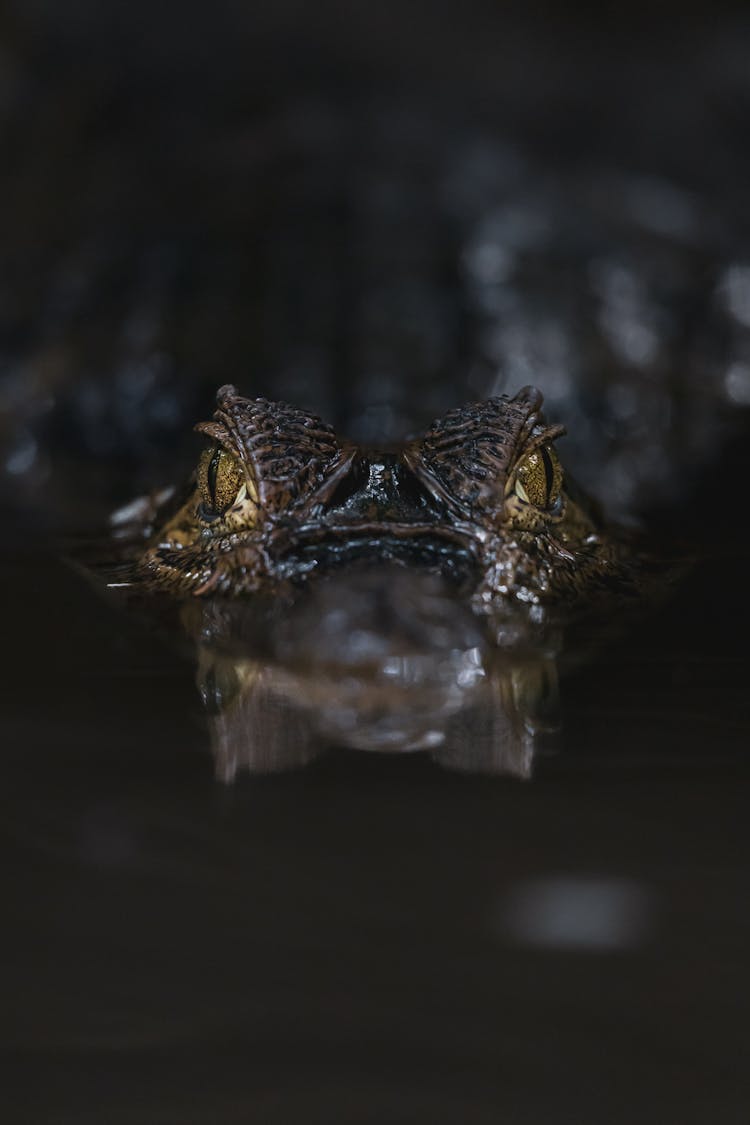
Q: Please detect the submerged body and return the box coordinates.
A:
[134,383,634,611]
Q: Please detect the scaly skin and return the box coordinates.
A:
[134,383,634,608]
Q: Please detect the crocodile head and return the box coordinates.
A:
[135,383,629,608]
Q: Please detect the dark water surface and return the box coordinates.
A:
[2,532,749,1124]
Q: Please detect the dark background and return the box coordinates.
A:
[2,4,750,1123]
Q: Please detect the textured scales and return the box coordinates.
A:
[131,384,634,605]
[195,385,355,519]
[404,387,564,521]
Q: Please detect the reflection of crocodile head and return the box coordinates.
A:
[134,383,632,608]
[183,566,561,780]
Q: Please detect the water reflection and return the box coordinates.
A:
[177,567,561,780]
[497,877,656,952]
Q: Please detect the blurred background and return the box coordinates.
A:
[2,4,750,1123]
[4,0,750,525]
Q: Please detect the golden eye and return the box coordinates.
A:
[197,447,245,519]
[513,445,563,510]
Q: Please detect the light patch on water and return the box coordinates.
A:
[719,264,750,329]
[607,382,640,421]
[592,260,661,367]
[483,317,574,401]
[5,432,37,475]
[456,646,485,689]
[463,240,515,286]
[497,876,655,952]
[724,361,750,406]
[621,175,699,239]
[109,487,174,527]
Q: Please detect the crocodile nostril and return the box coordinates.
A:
[323,458,371,511]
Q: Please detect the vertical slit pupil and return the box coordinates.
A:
[207,448,221,506]
[540,447,555,503]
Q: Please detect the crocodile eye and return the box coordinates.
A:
[197,446,245,519]
[513,445,563,511]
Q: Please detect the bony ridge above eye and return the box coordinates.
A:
[513,445,563,510]
[197,446,246,518]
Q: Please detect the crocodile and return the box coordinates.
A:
[119,379,636,777]
[131,381,635,613]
